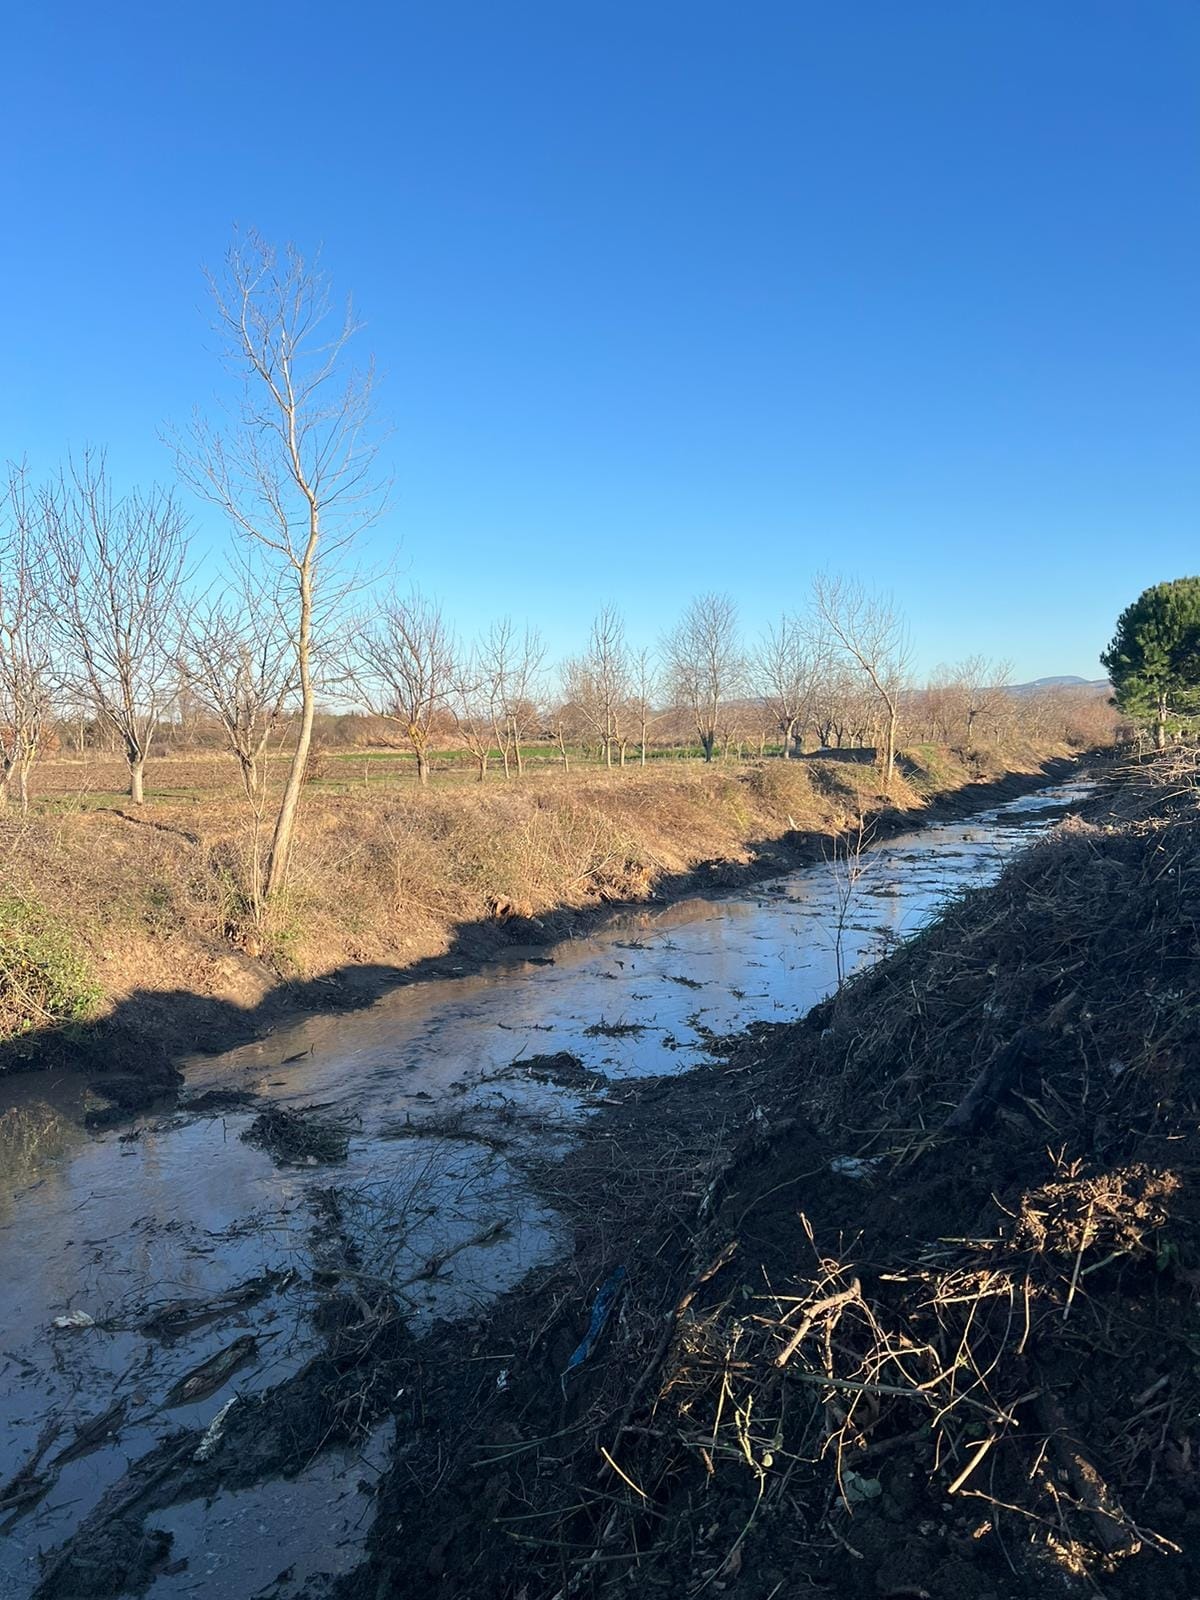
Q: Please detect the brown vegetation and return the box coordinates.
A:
[0,737,1081,1073]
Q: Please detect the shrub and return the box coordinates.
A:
[0,897,102,1044]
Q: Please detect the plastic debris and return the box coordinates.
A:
[51,1310,96,1330]
[194,1396,239,1461]
[830,1155,879,1179]
[563,1266,627,1383]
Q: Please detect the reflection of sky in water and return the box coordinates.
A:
[0,778,1089,1599]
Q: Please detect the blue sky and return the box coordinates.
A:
[3,2,1197,679]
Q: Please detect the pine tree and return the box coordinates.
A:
[1101,578,1200,748]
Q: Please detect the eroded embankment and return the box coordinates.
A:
[0,744,1085,1109]
[334,754,1200,1600]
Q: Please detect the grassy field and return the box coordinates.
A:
[0,738,1084,1070]
[26,741,789,806]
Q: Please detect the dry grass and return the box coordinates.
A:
[0,740,1072,1061]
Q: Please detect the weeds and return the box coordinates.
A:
[0,897,100,1043]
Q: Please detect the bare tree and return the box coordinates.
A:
[42,452,188,804]
[811,576,912,787]
[353,590,455,786]
[449,650,496,782]
[755,613,826,758]
[956,654,1013,750]
[177,578,297,803]
[175,230,383,898]
[0,467,53,811]
[661,592,744,763]
[564,606,630,769]
[629,648,658,766]
[479,618,545,777]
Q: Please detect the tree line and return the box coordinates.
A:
[0,232,1114,912]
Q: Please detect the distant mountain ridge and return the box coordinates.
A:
[1007,676,1110,696]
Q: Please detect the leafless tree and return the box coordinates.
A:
[449,649,496,782]
[956,653,1013,750]
[812,575,912,787]
[0,467,54,810]
[563,606,631,769]
[174,229,383,898]
[755,613,826,758]
[353,590,456,786]
[42,451,189,804]
[479,618,545,777]
[661,592,744,762]
[629,648,658,766]
[177,578,297,803]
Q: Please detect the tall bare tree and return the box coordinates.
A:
[661,592,744,762]
[353,590,455,786]
[0,467,53,811]
[755,613,826,758]
[175,230,383,898]
[811,575,912,787]
[42,452,188,804]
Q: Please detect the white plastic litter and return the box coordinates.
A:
[194,1396,239,1461]
[52,1310,96,1329]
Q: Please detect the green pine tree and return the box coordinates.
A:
[1101,578,1200,748]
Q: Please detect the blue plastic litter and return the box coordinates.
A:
[562,1266,627,1384]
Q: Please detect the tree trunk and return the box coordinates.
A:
[1156,694,1168,750]
[238,754,257,803]
[783,717,797,759]
[882,706,898,789]
[129,755,146,804]
[17,761,30,814]
[265,541,316,899]
[415,747,430,786]
[700,731,715,762]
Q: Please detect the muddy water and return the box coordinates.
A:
[0,778,1090,1598]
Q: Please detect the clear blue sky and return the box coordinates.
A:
[4,2,1197,680]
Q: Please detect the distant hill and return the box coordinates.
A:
[1007,676,1110,697]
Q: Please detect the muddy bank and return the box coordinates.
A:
[333,755,1198,1600]
[5,751,1093,1122]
